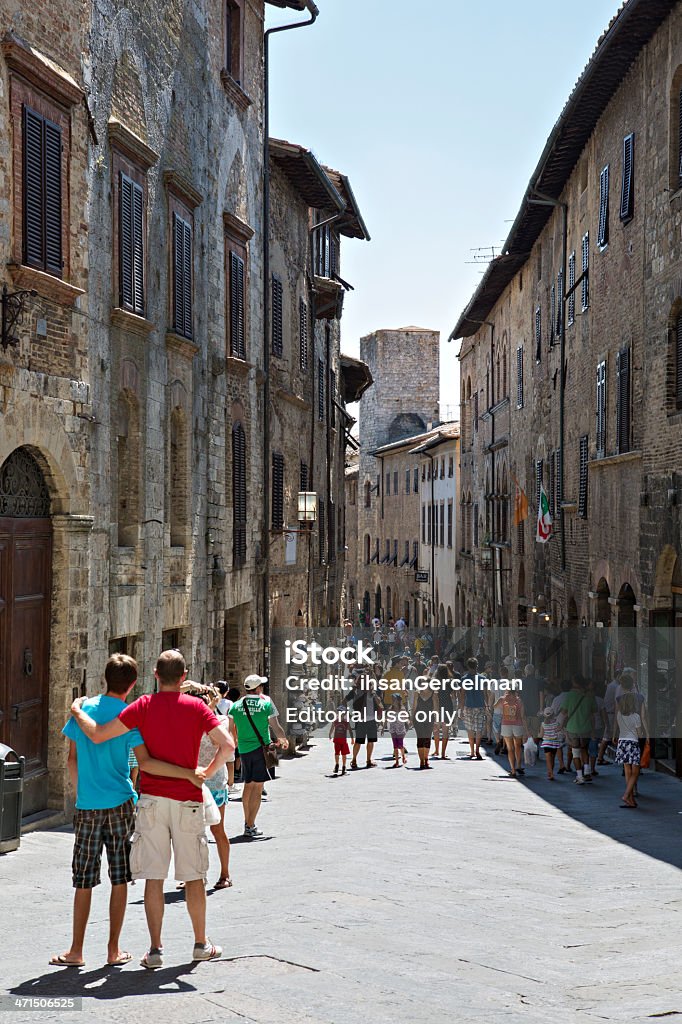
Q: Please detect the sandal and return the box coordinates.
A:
[350,761,358,770]
[214,876,233,889]
[49,954,85,967]
[107,951,132,966]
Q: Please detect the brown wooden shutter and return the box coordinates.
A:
[23,106,63,275]
[535,306,542,361]
[272,452,284,529]
[549,450,556,518]
[299,461,308,492]
[568,252,575,325]
[678,88,682,185]
[598,165,609,246]
[232,422,247,565]
[535,459,543,508]
[318,498,325,563]
[578,435,588,518]
[328,498,335,562]
[173,214,192,338]
[318,358,325,420]
[119,173,134,309]
[516,346,524,408]
[330,369,337,427]
[616,347,631,454]
[596,361,606,455]
[230,251,245,358]
[271,274,283,356]
[556,269,563,335]
[550,284,555,344]
[299,298,308,370]
[132,181,144,314]
[581,232,589,310]
[676,315,682,409]
[620,134,634,221]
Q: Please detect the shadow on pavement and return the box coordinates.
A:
[9,961,202,1000]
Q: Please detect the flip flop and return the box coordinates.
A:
[107,952,132,966]
[214,877,233,889]
[49,954,85,967]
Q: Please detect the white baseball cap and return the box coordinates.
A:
[243,673,267,691]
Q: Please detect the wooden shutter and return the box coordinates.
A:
[620,134,634,221]
[678,87,682,185]
[535,459,543,508]
[596,361,606,455]
[120,173,144,314]
[132,182,144,313]
[299,461,308,492]
[616,347,631,454]
[318,358,325,420]
[676,315,682,409]
[598,165,609,246]
[549,450,556,518]
[578,435,588,518]
[581,232,589,310]
[516,346,524,408]
[556,269,563,336]
[448,501,453,547]
[568,252,575,325]
[271,452,284,529]
[232,423,247,565]
[299,298,308,370]
[328,498,335,562]
[330,369,337,427]
[271,275,283,356]
[550,284,555,344]
[23,107,63,275]
[318,498,325,563]
[229,251,245,358]
[173,213,192,338]
[535,306,542,361]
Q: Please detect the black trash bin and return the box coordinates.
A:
[0,743,25,853]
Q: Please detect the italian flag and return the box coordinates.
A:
[536,482,552,543]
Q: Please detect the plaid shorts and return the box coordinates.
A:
[72,799,135,889]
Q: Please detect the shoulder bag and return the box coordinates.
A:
[243,698,279,772]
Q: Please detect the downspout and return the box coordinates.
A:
[263,0,319,673]
[428,451,435,627]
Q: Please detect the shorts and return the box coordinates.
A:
[463,708,487,734]
[565,733,590,749]
[416,734,432,749]
[240,747,271,784]
[334,738,350,755]
[354,723,378,745]
[72,799,135,889]
[207,787,228,808]
[391,735,405,750]
[129,794,209,883]
[501,724,524,739]
[492,711,502,738]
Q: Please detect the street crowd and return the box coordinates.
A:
[327,616,650,811]
[54,650,289,971]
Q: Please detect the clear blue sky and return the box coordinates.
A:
[267,0,620,410]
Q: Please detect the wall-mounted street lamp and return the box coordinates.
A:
[297,491,318,527]
[1,285,38,350]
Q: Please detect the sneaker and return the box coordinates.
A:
[243,825,264,839]
[193,940,222,962]
[228,784,240,796]
[575,775,585,785]
[141,947,164,969]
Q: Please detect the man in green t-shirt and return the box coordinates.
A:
[228,675,288,839]
[560,677,596,785]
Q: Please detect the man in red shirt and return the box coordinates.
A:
[70,649,234,969]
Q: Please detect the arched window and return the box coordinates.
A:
[232,421,247,567]
[117,392,140,547]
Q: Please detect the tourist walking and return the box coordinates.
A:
[329,703,353,775]
[431,663,455,759]
[461,657,487,760]
[540,706,563,780]
[495,688,529,777]
[613,685,645,808]
[388,693,408,766]
[412,680,439,769]
[349,670,384,768]
[560,676,597,785]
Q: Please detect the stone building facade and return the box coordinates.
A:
[453,0,682,769]
[0,0,344,820]
[413,427,459,630]
[266,139,370,709]
[355,327,440,627]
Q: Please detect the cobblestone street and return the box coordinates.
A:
[3,731,682,1023]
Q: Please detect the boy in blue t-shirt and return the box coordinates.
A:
[50,654,202,968]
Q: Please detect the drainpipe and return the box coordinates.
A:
[262,0,319,675]
[428,451,436,627]
[526,191,568,572]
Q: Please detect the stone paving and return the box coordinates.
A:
[2,731,682,1023]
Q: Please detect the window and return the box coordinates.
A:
[616,346,631,454]
[271,275,283,356]
[330,369,337,427]
[382,540,391,564]
[439,502,444,547]
[550,284,555,345]
[314,219,338,278]
[232,422,247,566]
[549,449,556,518]
[364,481,371,508]
[535,459,543,509]
[620,134,634,222]
[401,540,410,566]
[473,502,478,548]
[516,346,524,409]
[386,472,391,496]
[22,106,63,276]
[228,249,245,357]
[535,305,542,361]
[371,537,379,563]
[676,313,682,409]
[578,435,588,519]
[448,457,453,478]
[581,232,589,311]
[596,360,606,456]
[556,269,563,337]
[318,359,325,420]
[405,469,410,494]
[272,452,284,530]
[169,405,189,547]
[517,520,525,555]
[224,0,244,86]
[300,461,309,492]
[598,165,609,247]
[567,252,575,325]
[393,539,398,566]
[393,470,398,494]
[447,501,453,548]
[318,499,325,564]
[119,172,144,314]
[172,211,192,338]
[411,541,418,568]
[299,298,308,370]
[328,499,336,563]
[413,468,419,492]
[678,85,682,189]
[427,503,432,545]
[364,534,371,564]
[421,504,426,544]
[117,391,140,546]
[473,392,479,433]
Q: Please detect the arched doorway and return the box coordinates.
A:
[0,447,53,815]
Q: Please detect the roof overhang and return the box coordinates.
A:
[340,353,373,403]
[450,0,677,342]
[323,166,371,240]
[266,0,318,12]
[270,138,345,213]
[410,430,459,456]
[314,276,344,320]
